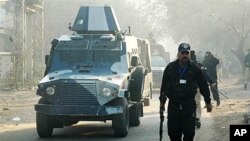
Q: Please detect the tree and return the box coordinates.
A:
[165,0,250,79]
[209,0,250,79]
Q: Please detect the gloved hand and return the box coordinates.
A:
[160,103,165,112]
[206,103,213,112]
[210,83,217,88]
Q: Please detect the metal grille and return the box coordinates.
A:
[57,81,99,105]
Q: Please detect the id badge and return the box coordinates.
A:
[179,79,186,84]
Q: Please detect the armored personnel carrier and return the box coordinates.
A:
[35,6,153,137]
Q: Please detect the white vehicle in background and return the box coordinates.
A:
[151,55,167,89]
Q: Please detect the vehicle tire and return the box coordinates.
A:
[112,98,129,137]
[130,67,144,102]
[36,112,53,138]
[129,102,141,126]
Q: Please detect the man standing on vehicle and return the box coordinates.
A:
[203,51,220,106]
[159,43,213,141]
[244,48,250,90]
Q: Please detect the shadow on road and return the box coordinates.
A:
[0,120,160,141]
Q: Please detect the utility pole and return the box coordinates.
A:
[13,0,44,88]
[13,0,25,88]
[22,0,25,88]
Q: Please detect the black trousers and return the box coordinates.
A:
[167,100,196,141]
[210,81,220,101]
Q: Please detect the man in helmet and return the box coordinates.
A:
[160,43,213,141]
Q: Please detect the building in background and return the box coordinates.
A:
[0,0,45,88]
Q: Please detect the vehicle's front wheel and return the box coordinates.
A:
[36,112,53,138]
[112,98,129,137]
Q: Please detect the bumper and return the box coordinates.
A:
[35,104,123,116]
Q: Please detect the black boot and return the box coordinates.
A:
[195,118,201,129]
[216,100,220,107]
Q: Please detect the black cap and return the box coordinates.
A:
[178,43,191,52]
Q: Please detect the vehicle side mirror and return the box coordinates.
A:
[45,55,49,65]
[131,56,139,67]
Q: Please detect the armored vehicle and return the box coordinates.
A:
[35,6,153,137]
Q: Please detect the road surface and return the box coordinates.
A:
[0,78,249,141]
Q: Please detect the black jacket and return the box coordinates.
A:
[203,56,219,81]
[192,61,215,84]
[160,60,211,104]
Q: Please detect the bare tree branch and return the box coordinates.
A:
[221,20,241,38]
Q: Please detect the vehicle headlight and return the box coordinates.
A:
[102,88,111,97]
[46,86,55,95]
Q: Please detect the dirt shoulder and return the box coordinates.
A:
[196,77,250,141]
[0,89,39,127]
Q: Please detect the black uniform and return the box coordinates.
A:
[203,54,220,102]
[192,60,215,84]
[160,60,211,141]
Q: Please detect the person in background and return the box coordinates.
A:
[190,50,216,129]
[203,51,220,106]
[160,43,213,141]
[244,48,250,90]
[216,56,223,82]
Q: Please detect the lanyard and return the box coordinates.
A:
[178,65,188,79]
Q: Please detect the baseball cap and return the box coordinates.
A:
[178,43,191,52]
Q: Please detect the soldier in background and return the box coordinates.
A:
[244,49,250,90]
[190,50,216,129]
[203,51,220,106]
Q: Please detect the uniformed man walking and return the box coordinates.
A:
[203,51,220,106]
[159,43,213,141]
[190,50,216,129]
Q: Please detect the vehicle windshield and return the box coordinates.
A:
[151,56,167,67]
[49,40,122,72]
